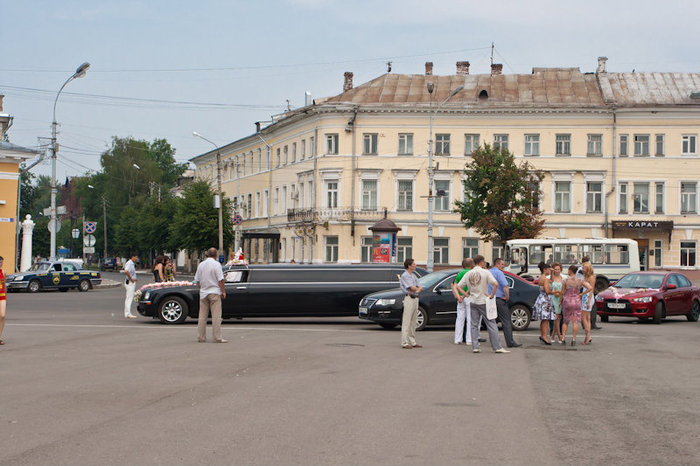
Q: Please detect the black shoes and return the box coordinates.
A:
[478,337,487,343]
[592,325,602,330]
[508,342,523,348]
[539,336,552,346]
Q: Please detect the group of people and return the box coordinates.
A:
[399,255,517,353]
[152,255,176,282]
[532,256,598,346]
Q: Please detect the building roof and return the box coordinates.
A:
[322,68,607,109]
[597,72,700,106]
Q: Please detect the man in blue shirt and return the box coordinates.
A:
[489,258,522,348]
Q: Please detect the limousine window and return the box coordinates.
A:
[225,270,248,283]
[249,267,405,283]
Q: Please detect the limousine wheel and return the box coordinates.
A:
[158,297,189,324]
[415,307,428,331]
[510,305,531,331]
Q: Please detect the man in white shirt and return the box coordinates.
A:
[458,255,509,354]
[194,248,227,343]
[123,253,139,319]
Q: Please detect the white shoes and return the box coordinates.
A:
[473,348,481,353]
[126,315,138,319]
[495,348,511,354]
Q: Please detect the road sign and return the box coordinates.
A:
[232,214,243,225]
[84,221,97,234]
[83,247,95,254]
[71,228,80,239]
[43,205,67,216]
[47,218,62,233]
[84,234,96,247]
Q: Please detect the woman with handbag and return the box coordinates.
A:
[532,262,556,345]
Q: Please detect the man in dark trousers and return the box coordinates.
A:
[489,258,522,348]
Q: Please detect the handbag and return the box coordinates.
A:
[486,297,498,320]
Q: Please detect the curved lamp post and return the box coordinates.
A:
[49,62,90,260]
[427,84,463,272]
[193,131,224,260]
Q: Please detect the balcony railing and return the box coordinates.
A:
[287,207,386,223]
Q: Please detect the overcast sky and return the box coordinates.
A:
[2,0,699,180]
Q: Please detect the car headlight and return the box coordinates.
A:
[376,298,396,306]
[14,275,24,281]
[633,296,653,303]
[595,295,604,302]
[143,291,151,301]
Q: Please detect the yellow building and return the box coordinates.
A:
[1,97,38,273]
[191,58,700,270]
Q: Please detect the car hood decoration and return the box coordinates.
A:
[599,287,660,299]
[135,281,195,302]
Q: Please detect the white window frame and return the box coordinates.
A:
[325,236,339,263]
[632,182,650,214]
[634,134,650,157]
[619,134,628,157]
[361,179,378,211]
[619,182,628,214]
[326,133,339,155]
[398,133,413,155]
[301,139,306,160]
[681,134,697,156]
[655,182,665,214]
[397,237,413,264]
[681,181,698,214]
[493,134,509,151]
[464,134,480,155]
[655,134,665,157]
[434,178,451,212]
[397,179,414,211]
[433,238,449,265]
[363,133,378,155]
[556,134,571,156]
[524,134,540,156]
[587,134,603,156]
[325,180,339,209]
[653,239,663,268]
[586,181,603,213]
[680,241,697,267]
[361,236,373,263]
[435,134,451,155]
[462,238,479,259]
[263,189,269,217]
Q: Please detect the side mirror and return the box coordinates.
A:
[666,283,677,290]
[435,288,442,295]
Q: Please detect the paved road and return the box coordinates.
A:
[1,286,699,465]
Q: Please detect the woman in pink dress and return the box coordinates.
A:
[561,265,592,346]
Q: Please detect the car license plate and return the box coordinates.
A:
[607,302,626,309]
[359,307,368,316]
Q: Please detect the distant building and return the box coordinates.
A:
[190,58,700,270]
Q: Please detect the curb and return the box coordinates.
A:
[96,279,122,289]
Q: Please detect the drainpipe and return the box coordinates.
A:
[605,108,617,238]
[312,122,319,263]
[348,107,358,244]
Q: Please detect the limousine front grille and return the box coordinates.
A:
[360,298,377,307]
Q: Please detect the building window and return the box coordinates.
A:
[276,148,281,168]
[463,238,479,259]
[681,182,697,214]
[655,182,665,214]
[555,181,571,213]
[587,134,603,156]
[274,188,279,214]
[310,136,315,157]
[632,183,649,214]
[398,180,413,211]
[255,192,260,218]
[397,237,412,264]
[655,134,665,156]
[524,134,540,156]
[283,146,288,165]
[493,134,509,151]
[653,240,662,268]
[556,134,571,156]
[434,180,450,211]
[586,182,602,213]
[263,190,269,217]
[680,241,696,267]
[435,134,450,155]
[619,134,628,157]
[247,194,252,219]
[326,134,339,155]
[361,179,377,210]
[326,181,338,208]
[290,183,296,209]
[634,134,650,156]
[282,186,287,212]
[398,133,413,155]
[619,182,628,214]
[433,238,449,265]
[325,236,339,262]
[464,134,480,155]
[361,237,373,263]
[682,135,697,155]
[266,147,271,170]
[362,133,378,155]
[301,139,306,160]
[257,149,262,173]
[291,143,297,163]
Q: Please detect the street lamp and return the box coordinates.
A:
[193,131,224,260]
[49,62,90,261]
[427,83,464,272]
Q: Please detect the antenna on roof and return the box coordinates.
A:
[386,61,392,73]
[286,99,291,111]
[490,42,494,66]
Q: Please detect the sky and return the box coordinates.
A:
[2,0,699,181]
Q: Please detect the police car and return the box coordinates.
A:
[7,260,102,293]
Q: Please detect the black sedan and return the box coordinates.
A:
[358,269,539,331]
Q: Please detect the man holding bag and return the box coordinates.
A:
[458,255,509,354]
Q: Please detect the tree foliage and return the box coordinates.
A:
[455,144,545,243]
[169,180,234,254]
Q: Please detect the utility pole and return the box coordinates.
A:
[103,197,107,259]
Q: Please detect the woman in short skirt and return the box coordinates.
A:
[561,264,592,346]
[532,262,556,345]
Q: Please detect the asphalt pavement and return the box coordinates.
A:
[1,285,700,465]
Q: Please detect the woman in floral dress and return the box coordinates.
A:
[532,262,556,345]
[580,262,596,345]
[549,263,564,344]
[561,265,593,346]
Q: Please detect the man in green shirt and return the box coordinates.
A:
[452,258,474,344]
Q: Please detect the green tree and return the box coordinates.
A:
[455,144,545,243]
[170,180,234,254]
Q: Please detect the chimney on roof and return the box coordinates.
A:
[597,56,608,74]
[491,63,503,75]
[425,62,433,76]
[343,72,354,92]
[456,61,470,75]
[255,121,261,132]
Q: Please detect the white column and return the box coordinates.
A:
[20,214,35,272]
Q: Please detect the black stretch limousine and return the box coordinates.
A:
[137,263,426,324]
